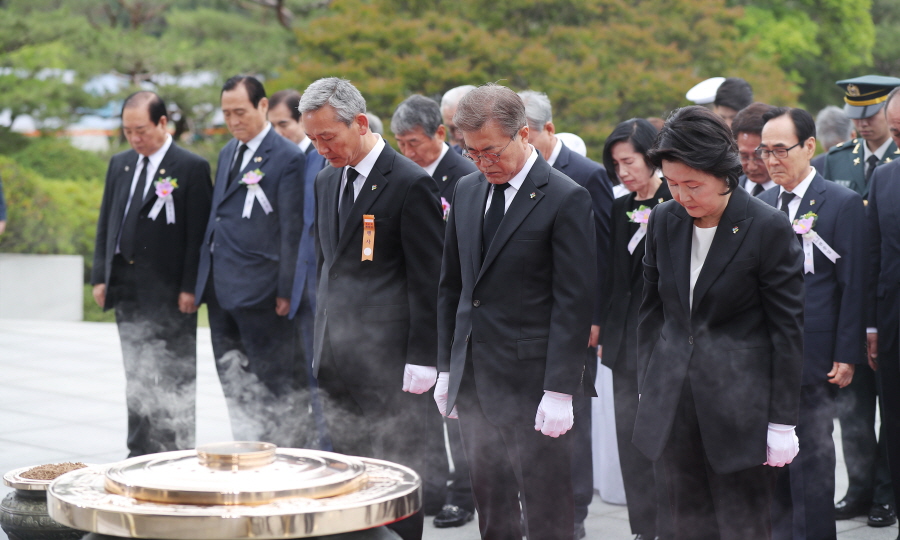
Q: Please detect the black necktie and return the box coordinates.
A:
[482,183,510,258]
[339,167,359,238]
[119,156,149,262]
[751,183,764,196]
[228,143,249,188]
[780,191,795,217]
[866,155,880,184]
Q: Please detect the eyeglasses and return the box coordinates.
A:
[755,142,800,160]
[739,153,764,164]
[463,136,515,165]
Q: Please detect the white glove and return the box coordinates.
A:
[534,391,574,438]
[764,423,799,467]
[402,364,437,394]
[433,372,458,418]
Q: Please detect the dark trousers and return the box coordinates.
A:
[836,364,893,505]
[571,348,596,525]
[457,360,575,540]
[879,335,900,516]
[205,266,297,446]
[772,382,837,540]
[316,331,426,540]
[421,404,475,514]
[109,255,197,457]
[612,355,672,538]
[662,380,777,540]
[291,290,328,450]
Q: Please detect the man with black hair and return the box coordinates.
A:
[195,75,305,446]
[732,102,776,196]
[92,91,212,457]
[713,77,753,128]
[757,106,865,540]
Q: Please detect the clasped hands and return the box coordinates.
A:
[428,370,574,438]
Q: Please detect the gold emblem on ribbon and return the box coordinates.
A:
[362,214,375,261]
[847,84,861,97]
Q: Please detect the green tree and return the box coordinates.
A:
[730,0,875,112]
[278,0,797,159]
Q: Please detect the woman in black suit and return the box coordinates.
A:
[633,106,805,540]
[600,118,673,540]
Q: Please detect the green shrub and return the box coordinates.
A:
[11,137,108,181]
[0,128,30,155]
[0,156,102,279]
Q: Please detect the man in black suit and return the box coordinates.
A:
[757,107,866,540]
[195,76,305,446]
[300,77,444,540]
[518,89,612,539]
[390,94,477,528]
[92,91,212,457]
[269,89,329,447]
[867,88,900,540]
[435,83,596,540]
[732,102,777,196]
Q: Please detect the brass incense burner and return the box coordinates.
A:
[42,444,421,539]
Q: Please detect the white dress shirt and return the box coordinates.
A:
[484,145,538,215]
[116,134,173,253]
[423,143,450,178]
[298,137,312,154]
[545,137,563,167]
[742,177,776,194]
[340,135,385,204]
[864,137,893,164]
[777,167,816,222]
[232,122,272,173]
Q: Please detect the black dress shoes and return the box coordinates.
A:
[834,497,871,520]
[433,504,474,528]
[868,503,897,527]
[573,521,585,540]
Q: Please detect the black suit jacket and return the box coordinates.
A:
[312,142,444,389]
[92,143,212,308]
[195,128,305,310]
[432,144,478,203]
[438,154,596,426]
[551,143,614,326]
[759,174,866,383]
[600,182,671,371]
[868,160,900,357]
[633,187,804,474]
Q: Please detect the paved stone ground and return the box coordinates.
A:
[0,318,892,539]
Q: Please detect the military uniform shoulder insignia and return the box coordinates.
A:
[836,142,844,148]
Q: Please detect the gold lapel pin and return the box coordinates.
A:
[159,168,165,175]
[442,175,448,182]
[530,192,536,199]
[887,158,894,163]
[372,185,378,190]
[732,226,739,234]
[254,156,262,163]
[125,166,130,172]
[810,199,815,205]
[853,157,861,166]
[658,197,664,203]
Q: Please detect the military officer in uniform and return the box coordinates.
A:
[823,76,900,198]
[825,75,900,527]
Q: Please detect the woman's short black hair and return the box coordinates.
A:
[602,118,659,186]
[648,106,743,194]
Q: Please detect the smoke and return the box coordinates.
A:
[215,349,318,449]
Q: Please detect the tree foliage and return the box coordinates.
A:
[278,0,797,159]
[730,0,875,112]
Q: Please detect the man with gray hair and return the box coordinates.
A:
[812,106,853,176]
[519,89,612,539]
[391,93,478,528]
[300,77,444,540]
[441,85,476,153]
[436,83,596,540]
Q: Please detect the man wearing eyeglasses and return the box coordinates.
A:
[435,83,596,540]
[757,107,866,540]
[732,102,776,196]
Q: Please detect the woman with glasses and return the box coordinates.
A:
[599,118,673,540]
[632,106,805,539]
